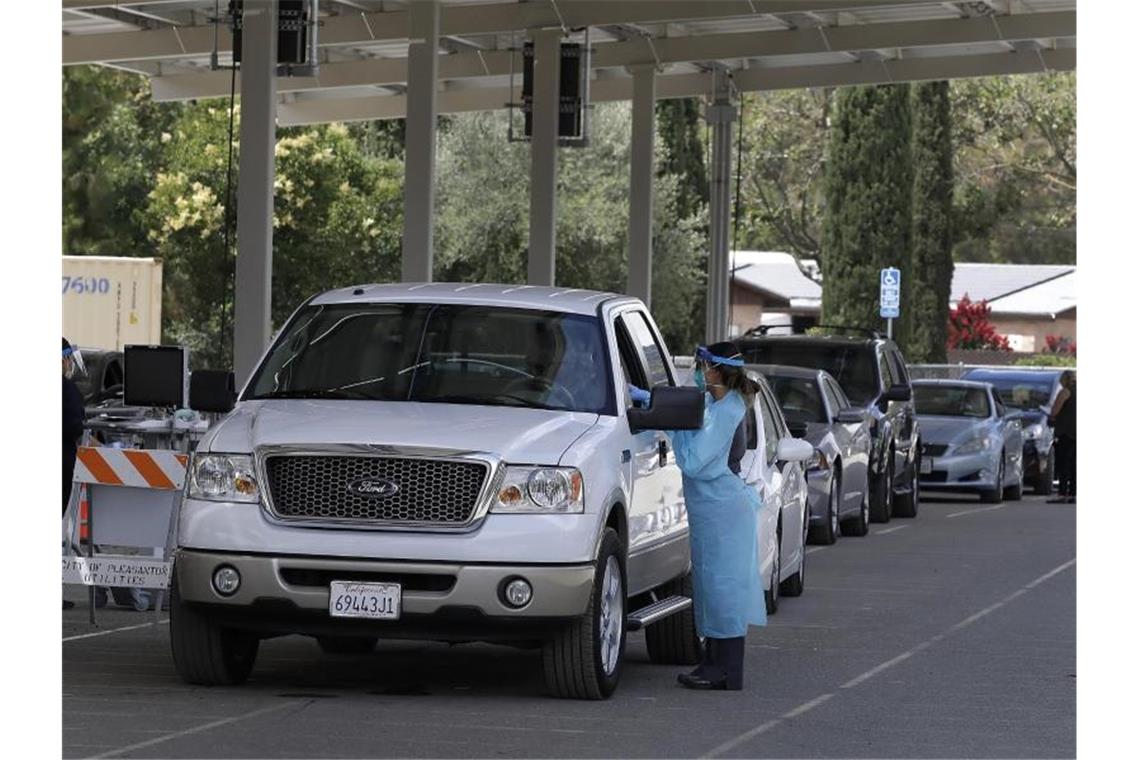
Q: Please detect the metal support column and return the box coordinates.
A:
[705,69,736,344]
[233,0,278,384]
[627,64,656,308]
[401,0,440,283]
[527,28,560,286]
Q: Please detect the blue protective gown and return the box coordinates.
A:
[668,390,766,637]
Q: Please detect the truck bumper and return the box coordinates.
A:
[174,549,596,640]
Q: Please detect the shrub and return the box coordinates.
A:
[947,295,1011,351]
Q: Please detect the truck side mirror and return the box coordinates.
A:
[190,370,236,413]
[884,384,912,403]
[628,387,704,433]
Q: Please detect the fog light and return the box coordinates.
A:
[212,565,241,596]
[504,578,533,608]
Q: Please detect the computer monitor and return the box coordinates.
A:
[123,345,188,408]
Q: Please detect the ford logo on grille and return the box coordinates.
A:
[347,478,400,498]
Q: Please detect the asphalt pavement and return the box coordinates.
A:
[63,492,1075,759]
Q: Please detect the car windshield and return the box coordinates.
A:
[914,385,991,418]
[767,375,828,425]
[741,344,879,405]
[964,373,1055,410]
[246,303,615,415]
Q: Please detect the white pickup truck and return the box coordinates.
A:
[175,283,717,699]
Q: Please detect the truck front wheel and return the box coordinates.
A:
[542,528,626,699]
[169,577,259,685]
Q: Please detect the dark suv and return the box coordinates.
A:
[735,330,921,522]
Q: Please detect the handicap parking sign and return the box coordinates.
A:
[880,268,900,319]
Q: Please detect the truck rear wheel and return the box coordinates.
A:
[645,573,702,665]
[170,577,259,686]
[542,529,626,700]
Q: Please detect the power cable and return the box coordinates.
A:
[220,47,238,368]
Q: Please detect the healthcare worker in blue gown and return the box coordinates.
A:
[669,342,766,690]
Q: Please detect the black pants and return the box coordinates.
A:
[1055,436,1076,497]
[63,454,76,517]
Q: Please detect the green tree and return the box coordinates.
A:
[656,98,708,220]
[143,107,403,369]
[950,73,1075,264]
[908,81,955,363]
[820,84,913,334]
[434,103,705,352]
[62,65,182,255]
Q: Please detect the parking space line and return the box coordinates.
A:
[83,700,304,760]
[875,525,910,535]
[702,557,1076,759]
[805,547,826,555]
[63,619,168,643]
[946,504,1006,519]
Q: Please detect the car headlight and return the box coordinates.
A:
[953,437,992,456]
[189,454,260,503]
[1023,423,1045,441]
[492,466,585,514]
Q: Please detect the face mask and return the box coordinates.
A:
[693,367,706,392]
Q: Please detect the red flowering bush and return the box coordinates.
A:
[947,295,1012,351]
[1044,334,1077,356]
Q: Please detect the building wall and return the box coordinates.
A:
[729,285,766,334]
[991,313,1077,353]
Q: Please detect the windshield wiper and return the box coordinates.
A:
[252,389,377,401]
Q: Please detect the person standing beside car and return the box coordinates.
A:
[667,342,767,691]
[1048,370,1076,503]
[62,338,86,611]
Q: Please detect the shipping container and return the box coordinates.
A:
[62,256,162,351]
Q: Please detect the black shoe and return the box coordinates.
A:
[677,672,728,690]
[1047,497,1068,504]
[63,600,75,610]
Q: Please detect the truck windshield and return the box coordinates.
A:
[246,303,615,415]
[741,344,879,406]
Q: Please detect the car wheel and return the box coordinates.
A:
[645,573,702,666]
[870,452,893,523]
[1003,456,1024,501]
[317,636,378,655]
[764,524,781,615]
[808,469,840,545]
[169,577,259,686]
[780,502,808,597]
[841,486,870,537]
[892,453,920,518]
[1035,449,1055,495]
[982,456,1005,504]
[542,528,626,700]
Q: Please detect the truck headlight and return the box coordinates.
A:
[189,454,260,503]
[953,438,991,456]
[492,466,584,514]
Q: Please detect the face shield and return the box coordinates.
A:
[63,344,87,380]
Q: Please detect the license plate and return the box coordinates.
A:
[328,581,401,620]
[920,457,933,474]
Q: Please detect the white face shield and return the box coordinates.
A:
[63,345,86,379]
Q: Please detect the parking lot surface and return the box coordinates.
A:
[63,493,1075,759]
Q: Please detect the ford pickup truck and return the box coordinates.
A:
[173,283,710,699]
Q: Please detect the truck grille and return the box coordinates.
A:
[264,455,490,526]
[923,444,949,457]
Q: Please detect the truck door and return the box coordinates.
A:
[614,312,685,579]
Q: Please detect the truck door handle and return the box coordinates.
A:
[621,449,632,464]
[658,440,669,467]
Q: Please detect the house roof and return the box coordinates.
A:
[731,251,821,309]
[952,263,1076,317]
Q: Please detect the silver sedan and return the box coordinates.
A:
[914,380,1024,503]
[752,364,873,545]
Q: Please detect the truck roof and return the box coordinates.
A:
[310,282,631,316]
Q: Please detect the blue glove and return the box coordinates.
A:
[629,384,652,406]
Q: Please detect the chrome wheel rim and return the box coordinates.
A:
[598,556,623,676]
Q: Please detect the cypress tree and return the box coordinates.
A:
[908,81,955,362]
[656,98,709,220]
[820,84,913,335]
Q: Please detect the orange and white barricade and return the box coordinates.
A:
[63,446,188,624]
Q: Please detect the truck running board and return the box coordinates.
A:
[626,595,692,631]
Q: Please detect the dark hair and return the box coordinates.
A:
[704,341,759,403]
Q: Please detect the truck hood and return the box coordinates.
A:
[204,400,599,465]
